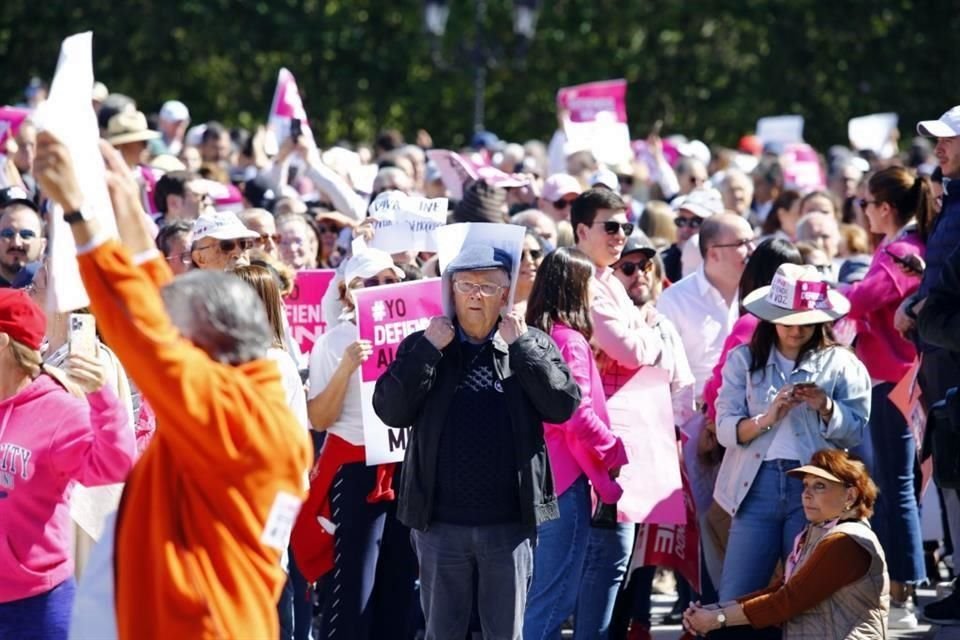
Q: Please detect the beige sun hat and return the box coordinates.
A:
[106,110,160,146]
[787,464,844,484]
[743,263,850,325]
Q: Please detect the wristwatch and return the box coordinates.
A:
[716,611,727,628]
[64,210,86,225]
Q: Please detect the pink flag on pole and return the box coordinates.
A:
[268,68,315,146]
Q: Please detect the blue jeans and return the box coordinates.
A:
[853,383,926,585]
[575,521,635,639]
[524,476,591,640]
[412,522,534,640]
[0,578,75,640]
[719,459,805,601]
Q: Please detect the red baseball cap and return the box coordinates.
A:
[0,289,46,351]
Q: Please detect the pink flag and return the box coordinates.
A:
[268,68,315,146]
[0,106,30,147]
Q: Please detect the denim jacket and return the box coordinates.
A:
[713,344,871,516]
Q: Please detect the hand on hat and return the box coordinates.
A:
[63,353,107,394]
[34,131,84,213]
[499,310,527,345]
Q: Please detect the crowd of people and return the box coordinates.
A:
[1,78,960,640]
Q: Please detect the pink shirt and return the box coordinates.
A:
[841,234,924,384]
[702,314,759,422]
[544,324,628,503]
[0,375,134,602]
[590,267,662,371]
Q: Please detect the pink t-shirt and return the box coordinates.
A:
[702,314,759,422]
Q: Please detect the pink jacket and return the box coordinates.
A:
[841,235,924,384]
[702,314,759,422]
[545,324,628,503]
[0,375,134,602]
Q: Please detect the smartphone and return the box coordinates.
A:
[290,118,302,142]
[68,313,98,359]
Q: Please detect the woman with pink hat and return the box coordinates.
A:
[712,263,871,605]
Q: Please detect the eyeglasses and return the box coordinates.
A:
[673,217,703,230]
[256,233,281,246]
[453,280,506,297]
[165,251,193,265]
[857,198,878,209]
[522,248,543,261]
[318,224,341,235]
[552,198,576,210]
[711,238,755,250]
[616,258,652,276]
[360,276,399,288]
[195,238,255,254]
[0,228,38,241]
[592,221,634,236]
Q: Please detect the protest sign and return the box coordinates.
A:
[33,32,118,313]
[756,115,805,145]
[284,269,337,355]
[557,79,632,166]
[427,149,527,200]
[849,113,898,158]
[436,222,526,317]
[890,359,931,493]
[267,67,315,149]
[0,106,30,148]
[354,278,444,464]
[606,366,685,525]
[367,191,448,254]
[781,142,825,191]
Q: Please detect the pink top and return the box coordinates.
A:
[545,324,628,503]
[841,234,924,384]
[702,314,759,422]
[0,375,134,602]
[590,267,662,370]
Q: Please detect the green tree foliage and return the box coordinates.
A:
[2,0,958,149]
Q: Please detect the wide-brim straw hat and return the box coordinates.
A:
[743,263,850,326]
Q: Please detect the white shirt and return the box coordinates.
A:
[764,349,805,462]
[267,348,309,432]
[308,319,365,445]
[656,266,739,399]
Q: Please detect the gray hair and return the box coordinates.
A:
[161,270,271,365]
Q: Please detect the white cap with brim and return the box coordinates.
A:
[917,106,960,138]
[192,211,260,242]
[786,464,844,484]
[343,249,405,285]
[673,187,724,219]
[743,263,850,326]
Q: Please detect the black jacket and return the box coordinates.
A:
[919,242,960,353]
[373,327,580,532]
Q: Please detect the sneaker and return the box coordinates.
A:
[888,601,918,629]
[922,589,960,625]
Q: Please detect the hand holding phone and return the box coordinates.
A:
[290,118,302,142]
[68,313,98,359]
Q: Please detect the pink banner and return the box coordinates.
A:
[606,366,685,525]
[0,106,30,147]
[426,149,527,201]
[782,142,825,190]
[354,279,444,464]
[284,269,337,355]
[557,79,628,124]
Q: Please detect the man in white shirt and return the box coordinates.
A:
[657,213,755,400]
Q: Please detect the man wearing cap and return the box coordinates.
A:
[107,110,160,169]
[661,186,724,283]
[900,105,960,624]
[540,172,583,223]
[0,186,46,288]
[190,210,259,271]
[373,243,579,639]
[658,212,755,401]
[152,100,190,157]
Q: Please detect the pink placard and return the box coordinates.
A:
[284,269,337,354]
[354,279,444,383]
[557,79,628,124]
[606,366,685,525]
[0,106,30,147]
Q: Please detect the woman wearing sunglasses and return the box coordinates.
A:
[713,263,871,606]
[293,249,418,640]
[313,211,354,269]
[838,166,936,627]
[512,229,547,317]
[523,246,628,639]
[684,449,889,640]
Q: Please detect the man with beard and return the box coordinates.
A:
[0,186,46,288]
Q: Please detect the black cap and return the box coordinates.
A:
[0,186,39,213]
[618,233,656,260]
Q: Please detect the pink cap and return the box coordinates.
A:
[541,173,583,202]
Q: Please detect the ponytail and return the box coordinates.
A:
[868,167,936,241]
[912,175,936,242]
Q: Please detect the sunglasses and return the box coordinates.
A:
[616,258,652,276]
[592,220,634,236]
[673,217,703,229]
[856,198,878,209]
[522,248,543,261]
[553,198,576,210]
[0,228,38,241]
[318,224,342,235]
[360,276,399,288]
[256,233,281,245]
[453,280,505,297]
[196,238,255,253]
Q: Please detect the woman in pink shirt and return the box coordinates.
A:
[0,290,134,639]
[523,246,628,639]
[839,166,935,628]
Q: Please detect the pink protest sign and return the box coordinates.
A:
[557,79,631,165]
[781,142,825,190]
[354,278,443,464]
[284,269,337,355]
[606,366,685,525]
[0,106,30,147]
[268,68,315,146]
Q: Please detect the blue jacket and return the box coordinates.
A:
[918,180,960,350]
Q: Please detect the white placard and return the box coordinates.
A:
[32,32,118,313]
[756,115,805,145]
[848,113,898,158]
[366,191,448,254]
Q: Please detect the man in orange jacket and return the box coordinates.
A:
[35,133,312,639]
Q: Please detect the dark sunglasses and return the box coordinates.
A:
[197,238,255,253]
[673,217,703,229]
[256,233,281,245]
[856,198,878,209]
[522,248,543,261]
[616,258,652,276]
[318,224,342,235]
[553,198,575,210]
[593,220,634,236]
[0,228,38,240]
[361,276,399,288]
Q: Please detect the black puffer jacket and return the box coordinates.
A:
[373,328,580,532]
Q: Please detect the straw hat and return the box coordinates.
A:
[743,263,850,325]
[106,110,160,146]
